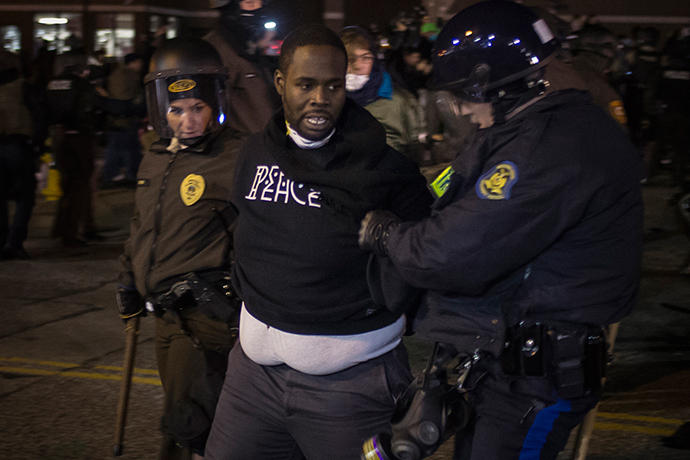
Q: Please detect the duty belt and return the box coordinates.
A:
[145,271,239,324]
[501,322,607,399]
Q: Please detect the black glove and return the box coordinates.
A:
[358,210,401,257]
[116,284,145,322]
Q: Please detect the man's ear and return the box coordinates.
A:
[274,69,285,96]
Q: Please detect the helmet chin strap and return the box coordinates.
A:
[491,78,549,124]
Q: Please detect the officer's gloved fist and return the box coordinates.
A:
[358,210,401,257]
[116,285,145,322]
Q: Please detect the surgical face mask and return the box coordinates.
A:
[346,73,370,91]
[286,121,334,149]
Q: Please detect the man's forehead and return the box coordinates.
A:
[288,45,346,75]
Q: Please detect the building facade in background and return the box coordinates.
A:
[0,1,687,65]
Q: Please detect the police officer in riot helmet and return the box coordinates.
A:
[145,40,228,148]
[359,2,644,459]
[569,24,629,128]
[117,37,244,460]
[204,0,280,136]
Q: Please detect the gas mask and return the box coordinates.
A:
[361,343,475,460]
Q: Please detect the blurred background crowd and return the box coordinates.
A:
[0,0,689,259]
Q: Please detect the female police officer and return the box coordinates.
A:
[359,2,644,459]
[116,37,244,460]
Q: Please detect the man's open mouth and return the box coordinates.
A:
[306,116,329,126]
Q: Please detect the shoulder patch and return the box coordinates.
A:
[180,174,206,206]
[476,161,518,200]
[430,166,455,198]
[608,100,628,126]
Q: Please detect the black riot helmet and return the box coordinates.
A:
[433,0,559,103]
[144,37,228,140]
[570,24,617,60]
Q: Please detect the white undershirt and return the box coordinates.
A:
[239,303,405,375]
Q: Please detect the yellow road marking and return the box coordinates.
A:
[594,421,676,437]
[0,356,80,368]
[95,365,159,375]
[0,365,161,385]
[597,411,685,426]
[0,357,685,437]
[0,356,158,375]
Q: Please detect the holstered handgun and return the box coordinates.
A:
[501,322,607,399]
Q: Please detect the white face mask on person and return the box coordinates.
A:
[345,73,370,91]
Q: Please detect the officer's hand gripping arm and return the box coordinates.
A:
[358,210,401,257]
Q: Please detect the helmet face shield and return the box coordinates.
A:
[144,36,228,141]
[436,90,495,130]
[456,63,491,102]
[436,90,466,129]
[145,73,228,140]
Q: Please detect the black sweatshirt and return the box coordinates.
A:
[231,99,432,335]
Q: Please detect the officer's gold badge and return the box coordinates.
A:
[180,174,205,206]
[476,162,518,200]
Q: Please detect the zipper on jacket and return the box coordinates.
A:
[144,150,178,294]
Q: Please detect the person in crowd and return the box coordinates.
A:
[419,16,441,43]
[46,50,100,247]
[115,37,244,460]
[358,2,644,459]
[88,48,110,88]
[99,52,146,188]
[625,26,662,153]
[569,24,629,129]
[340,26,423,159]
[204,0,281,136]
[657,28,690,191]
[387,40,432,99]
[0,49,41,260]
[203,24,432,460]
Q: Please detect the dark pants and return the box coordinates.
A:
[51,131,95,241]
[101,128,141,183]
[205,341,413,460]
[0,135,36,250]
[453,358,600,460]
[155,309,237,460]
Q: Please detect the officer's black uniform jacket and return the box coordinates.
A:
[386,90,644,355]
[231,100,432,335]
[118,128,245,296]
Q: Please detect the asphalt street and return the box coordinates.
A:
[0,172,689,460]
